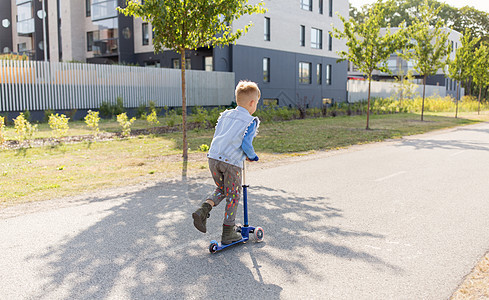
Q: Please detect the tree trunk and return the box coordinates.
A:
[455,81,459,119]
[421,75,426,121]
[366,73,372,130]
[180,49,188,178]
[478,85,481,115]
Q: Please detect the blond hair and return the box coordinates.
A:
[235,80,261,106]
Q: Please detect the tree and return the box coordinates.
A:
[334,0,406,130]
[472,44,489,115]
[447,29,479,118]
[118,0,266,176]
[402,0,450,121]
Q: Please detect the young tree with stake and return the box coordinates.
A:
[402,0,450,121]
[334,0,406,130]
[118,0,266,177]
[472,44,489,115]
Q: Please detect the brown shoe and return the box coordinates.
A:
[192,202,212,233]
[221,224,242,244]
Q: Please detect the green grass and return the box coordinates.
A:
[0,112,486,207]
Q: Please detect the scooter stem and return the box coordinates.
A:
[242,161,249,227]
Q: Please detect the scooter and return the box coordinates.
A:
[209,162,264,253]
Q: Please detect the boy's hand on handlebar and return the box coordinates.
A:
[246,156,259,162]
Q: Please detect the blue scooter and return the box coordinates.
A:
[209,162,264,253]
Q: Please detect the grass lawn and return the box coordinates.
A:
[1,112,487,207]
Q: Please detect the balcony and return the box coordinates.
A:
[17,18,35,35]
[93,38,119,56]
[16,0,32,5]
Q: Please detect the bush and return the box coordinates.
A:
[117,113,136,137]
[0,116,5,144]
[14,113,37,144]
[43,109,55,123]
[146,109,160,127]
[165,109,182,127]
[136,102,147,119]
[84,110,100,136]
[191,106,209,128]
[48,113,70,139]
[199,144,210,152]
[99,97,125,118]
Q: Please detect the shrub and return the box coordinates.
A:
[147,109,160,127]
[208,107,223,127]
[191,106,209,128]
[43,109,55,123]
[149,100,162,115]
[136,102,147,119]
[23,110,31,122]
[84,110,100,136]
[117,113,136,137]
[199,144,210,152]
[14,113,37,143]
[48,113,70,139]
[165,109,182,127]
[0,116,5,144]
[99,97,125,118]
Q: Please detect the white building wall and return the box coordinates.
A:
[232,0,348,58]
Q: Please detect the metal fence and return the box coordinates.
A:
[0,60,235,112]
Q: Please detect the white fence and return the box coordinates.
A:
[0,60,235,112]
[347,80,462,102]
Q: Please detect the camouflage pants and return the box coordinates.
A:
[207,158,242,226]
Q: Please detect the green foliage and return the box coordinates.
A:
[146,109,160,127]
[198,144,210,152]
[23,110,31,122]
[0,116,5,144]
[43,109,55,123]
[136,102,147,119]
[14,113,38,143]
[165,109,182,127]
[118,1,267,53]
[149,101,162,115]
[84,110,101,136]
[117,113,136,137]
[191,106,209,128]
[48,113,70,139]
[99,97,125,118]
[334,0,406,129]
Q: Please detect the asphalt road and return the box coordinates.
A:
[2,122,489,299]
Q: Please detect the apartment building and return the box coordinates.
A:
[1,0,348,107]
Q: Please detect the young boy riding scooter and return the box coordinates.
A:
[192,80,260,244]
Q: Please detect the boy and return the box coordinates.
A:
[192,80,260,244]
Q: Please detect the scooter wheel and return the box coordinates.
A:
[209,241,218,254]
[254,227,264,242]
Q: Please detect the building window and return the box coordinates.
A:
[205,56,213,71]
[173,58,191,69]
[326,64,332,85]
[329,0,333,17]
[319,0,323,14]
[264,17,270,41]
[86,0,91,17]
[91,0,118,21]
[142,23,149,45]
[87,32,94,51]
[300,25,305,47]
[300,0,312,11]
[18,43,28,53]
[145,61,160,68]
[311,28,322,49]
[299,62,311,84]
[317,64,322,84]
[328,32,332,51]
[263,57,270,82]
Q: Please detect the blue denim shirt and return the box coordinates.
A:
[207,106,260,168]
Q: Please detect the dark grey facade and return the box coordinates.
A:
[0,1,13,54]
[215,45,347,107]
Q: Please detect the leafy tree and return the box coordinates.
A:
[402,0,450,121]
[334,0,406,130]
[118,0,266,176]
[472,44,489,115]
[447,30,480,118]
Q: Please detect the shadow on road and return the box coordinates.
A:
[26,178,400,299]
[396,139,489,152]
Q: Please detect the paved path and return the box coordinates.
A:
[2,122,489,299]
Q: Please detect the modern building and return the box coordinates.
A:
[347,27,462,99]
[1,0,348,107]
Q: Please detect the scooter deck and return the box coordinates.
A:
[209,226,255,253]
